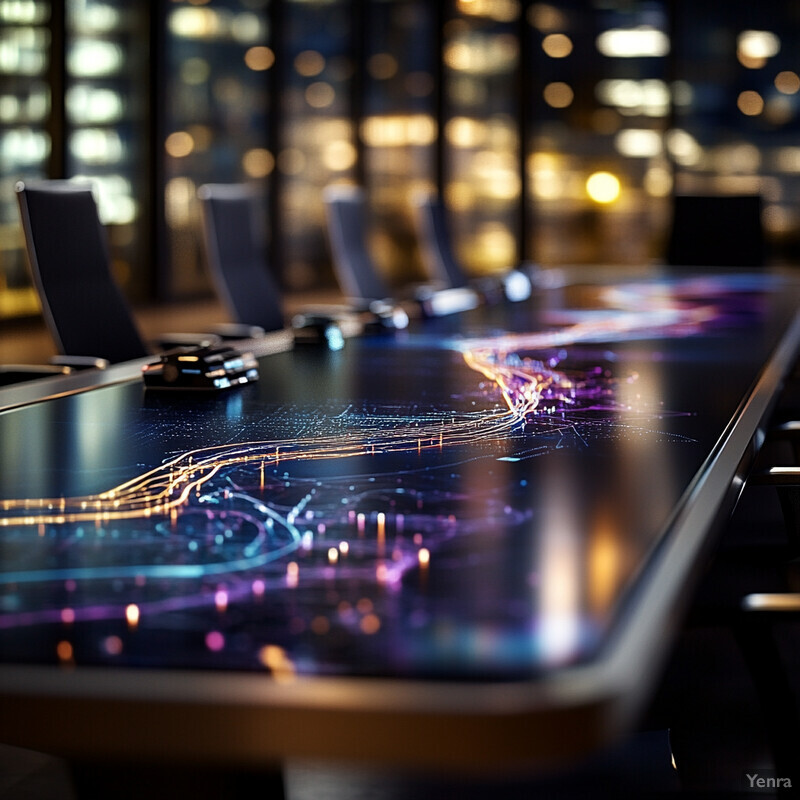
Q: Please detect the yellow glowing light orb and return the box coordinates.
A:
[244,46,275,72]
[242,147,275,178]
[295,50,325,77]
[737,90,764,117]
[543,81,574,108]
[164,131,194,158]
[542,33,573,58]
[125,603,140,627]
[586,171,620,204]
[775,71,800,95]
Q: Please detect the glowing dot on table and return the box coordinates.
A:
[360,613,381,635]
[418,547,431,566]
[258,643,295,678]
[252,579,265,596]
[205,631,225,651]
[259,644,286,669]
[311,616,330,635]
[215,589,228,612]
[357,598,373,614]
[56,641,73,662]
[125,604,140,628]
[413,533,423,545]
[61,607,75,624]
[339,541,349,556]
[103,635,123,656]
[376,563,388,583]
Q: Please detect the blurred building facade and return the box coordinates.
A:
[1,0,799,319]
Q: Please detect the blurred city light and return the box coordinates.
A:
[596,26,669,58]
[586,171,621,204]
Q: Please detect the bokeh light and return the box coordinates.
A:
[737,90,764,117]
[542,33,572,58]
[586,171,620,204]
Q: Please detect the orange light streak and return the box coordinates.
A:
[0,302,712,531]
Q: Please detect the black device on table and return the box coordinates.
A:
[141,344,259,391]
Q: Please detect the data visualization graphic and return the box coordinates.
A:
[0,278,766,678]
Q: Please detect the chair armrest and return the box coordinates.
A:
[0,364,72,387]
[207,323,266,341]
[50,355,109,370]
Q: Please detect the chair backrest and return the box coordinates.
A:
[15,180,148,363]
[197,183,283,332]
[413,192,469,289]
[322,184,391,302]
[665,194,767,268]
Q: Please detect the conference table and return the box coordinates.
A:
[1,266,800,794]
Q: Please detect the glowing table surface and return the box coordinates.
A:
[1,268,799,771]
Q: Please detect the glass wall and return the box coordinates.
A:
[277,0,354,291]
[2,0,800,322]
[162,0,271,297]
[66,0,151,299]
[361,0,437,283]
[0,0,51,317]
[526,1,671,266]
[670,0,800,263]
[443,0,522,276]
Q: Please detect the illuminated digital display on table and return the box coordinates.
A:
[0,275,790,680]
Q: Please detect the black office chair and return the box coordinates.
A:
[16,180,216,365]
[665,194,767,268]
[412,191,470,290]
[198,183,284,336]
[412,190,534,306]
[322,184,393,304]
[16,180,148,364]
[323,184,488,321]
